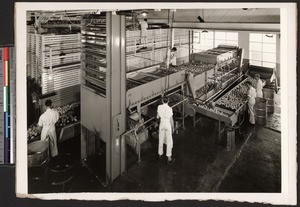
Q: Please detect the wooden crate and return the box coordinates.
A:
[40,84,80,108]
[27,33,82,95]
[41,64,81,94]
[36,34,81,69]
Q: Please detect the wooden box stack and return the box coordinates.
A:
[27,33,81,96]
[126,29,191,72]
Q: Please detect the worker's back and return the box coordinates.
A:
[140,20,148,31]
[157,103,173,127]
[38,108,59,127]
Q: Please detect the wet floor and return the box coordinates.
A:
[218,126,281,192]
[109,117,221,192]
[28,114,281,193]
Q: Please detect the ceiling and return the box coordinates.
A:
[27,8,280,26]
[136,8,280,23]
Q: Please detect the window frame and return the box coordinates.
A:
[249,32,277,68]
[214,31,239,47]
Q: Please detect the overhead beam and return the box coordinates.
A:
[174,22,280,32]
[149,19,280,32]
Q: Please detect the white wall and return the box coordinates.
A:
[276,34,280,85]
[237,30,281,83]
[238,31,250,59]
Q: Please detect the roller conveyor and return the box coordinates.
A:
[190,76,249,127]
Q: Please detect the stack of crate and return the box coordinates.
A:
[174,29,190,46]
[173,29,191,65]
[26,26,35,58]
[39,84,81,108]
[27,33,82,107]
[126,29,169,54]
[126,29,192,71]
[81,14,107,95]
[126,48,168,71]
[31,33,81,95]
[27,33,38,79]
[126,29,170,72]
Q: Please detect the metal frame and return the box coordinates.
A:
[81,12,126,183]
[123,86,187,164]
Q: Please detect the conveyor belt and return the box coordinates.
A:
[126,68,186,109]
[190,75,248,126]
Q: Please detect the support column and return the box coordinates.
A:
[106,12,126,181]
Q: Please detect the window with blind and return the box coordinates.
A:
[249,33,276,68]
[193,30,238,53]
[193,30,214,52]
[214,31,238,47]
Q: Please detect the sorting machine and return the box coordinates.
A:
[26,11,258,189]
[189,76,249,148]
[184,45,247,149]
[124,65,187,163]
[124,45,245,160]
[80,12,189,184]
[29,12,248,185]
[79,14,247,184]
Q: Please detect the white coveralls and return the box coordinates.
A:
[165,50,177,67]
[157,103,174,157]
[256,79,263,98]
[38,108,60,157]
[170,51,177,66]
[140,20,148,45]
[248,86,257,124]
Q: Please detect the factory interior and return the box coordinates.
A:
[26,8,281,193]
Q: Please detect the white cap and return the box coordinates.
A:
[130,113,139,121]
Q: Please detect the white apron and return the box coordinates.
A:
[41,125,58,157]
[248,87,257,124]
[159,119,173,157]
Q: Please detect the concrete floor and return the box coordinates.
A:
[105,117,256,192]
[28,107,281,193]
[218,126,281,192]
[218,90,281,192]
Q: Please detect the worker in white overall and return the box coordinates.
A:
[245,81,257,125]
[157,97,175,164]
[165,47,177,67]
[38,99,60,157]
[169,47,177,66]
[255,74,263,98]
[139,18,148,48]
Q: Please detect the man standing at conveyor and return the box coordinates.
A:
[245,81,257,125]
[255,74,263,98]
[140,18,148,49]
[37,99,60,157]
[157,97,175,164]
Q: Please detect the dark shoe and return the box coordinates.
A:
[158,155,164,161]
[167,158,176,165]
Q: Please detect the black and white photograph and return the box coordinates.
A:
[15,2,297,204]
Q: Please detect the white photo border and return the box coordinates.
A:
[15,2,297,205]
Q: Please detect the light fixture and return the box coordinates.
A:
[197,16,205,23]
[242,8,256,11]
[141,11,148,17]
